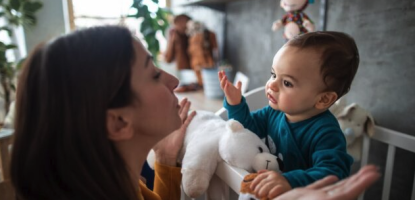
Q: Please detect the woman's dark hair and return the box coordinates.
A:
[11,26,138,200]
[287,31,360,99]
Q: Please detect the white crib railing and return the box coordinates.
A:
[359,126,415,200]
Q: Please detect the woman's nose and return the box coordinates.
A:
[164,70,179,91]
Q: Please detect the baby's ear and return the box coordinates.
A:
[315,91,338,110]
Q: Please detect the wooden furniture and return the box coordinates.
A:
[0,128,14,200]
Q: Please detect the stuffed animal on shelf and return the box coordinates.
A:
[332,103,375,161]
[147,111,281,198]
[186,20,218,87]
[272,0,315,40]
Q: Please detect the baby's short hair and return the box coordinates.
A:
[286,31,359,99]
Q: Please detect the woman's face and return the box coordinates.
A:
[128,40,181,139]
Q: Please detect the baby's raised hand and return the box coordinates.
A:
[218,70,242,105]
[250,170,292,199]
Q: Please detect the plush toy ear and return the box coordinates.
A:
[365,114,375,137]
[226,119,244,133]
[337,103,358,119]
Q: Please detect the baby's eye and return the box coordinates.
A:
[270,72,276,79]
[283,80,293,87]
[258,147,263,153]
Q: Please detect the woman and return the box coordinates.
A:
[10,25,378,200]
[11,26,195,200]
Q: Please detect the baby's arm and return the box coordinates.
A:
[218,70,242,105]
[283,130,353,188]
[224,96,271,138]
[250,170,292,199]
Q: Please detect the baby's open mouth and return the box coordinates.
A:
[267,93,277,104]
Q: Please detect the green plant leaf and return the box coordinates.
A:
[129,0,170,60]
[0,41,6,51]
[9,0,20,11]
[0,26,13,36]
[22,1,42,14]
[6,44,17,49]
[10,83,15,91]
[22,14,36,26]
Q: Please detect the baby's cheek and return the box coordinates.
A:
[280,96,294,109]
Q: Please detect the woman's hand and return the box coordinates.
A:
[153,98,196,166]
[273,165,380,200]
[218,70,242,105]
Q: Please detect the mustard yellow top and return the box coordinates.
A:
[138,162,182,200]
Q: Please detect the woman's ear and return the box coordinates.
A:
[315,92,338,110]
[106,109,134,141]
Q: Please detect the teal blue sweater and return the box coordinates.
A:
[224,97,353,188]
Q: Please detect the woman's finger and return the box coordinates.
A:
[328,168,380,199]
[182,111,196,128]
[180,101,191,122]
[268,185,285,199]
[305,175,339,190]
[322,165,378,192]
[178,98,188,114]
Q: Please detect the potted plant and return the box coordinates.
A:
[0,0,42,115]
[127,0,170,61]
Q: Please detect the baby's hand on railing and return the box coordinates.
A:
[218,70,242,105]
[250,170,292,199]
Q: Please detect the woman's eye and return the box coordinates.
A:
[283,80,293,87]
[153,71,161,79]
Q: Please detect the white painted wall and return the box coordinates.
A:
[24,0,70,54]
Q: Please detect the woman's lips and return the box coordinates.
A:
[267,93,277,104]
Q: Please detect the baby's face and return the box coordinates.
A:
[280,0,307,12]
[265,45,327,122]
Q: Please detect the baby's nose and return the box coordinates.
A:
[268,80,279,92]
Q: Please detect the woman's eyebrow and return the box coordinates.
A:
[144,55,153,68]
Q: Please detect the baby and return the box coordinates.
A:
[218,31,358,199]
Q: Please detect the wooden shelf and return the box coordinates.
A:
[180,0,248,6]
[177,0,249,11]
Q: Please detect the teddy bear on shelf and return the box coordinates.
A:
[147,111,282,198]
[272,0,315,40]
[186,20,218,88]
